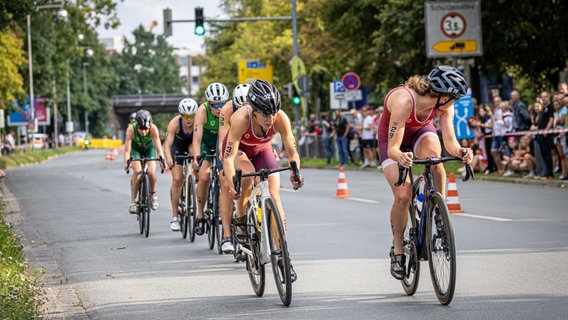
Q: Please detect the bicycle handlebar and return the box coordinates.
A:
[394,156,475,187]
[126,157,165,174]
[232,160,300,198]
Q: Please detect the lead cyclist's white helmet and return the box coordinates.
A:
[178,98,199,115]
[233,83,251,107]
[205,82,229,102]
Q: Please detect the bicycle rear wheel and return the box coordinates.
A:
[265,198,292,306]
[206,187,216,250]
[402,180,422,295]
[247,209,265,297]
[188,175,197,242]
[142,174,151,238]
[180,179,188,239]
[426,191,456,305]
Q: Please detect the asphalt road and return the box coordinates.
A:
[3,149,568,319]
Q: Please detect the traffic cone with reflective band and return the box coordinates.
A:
[446,172,464,214]
[105,150,113,161]
[334,166,351,198]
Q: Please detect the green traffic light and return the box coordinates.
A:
[195,25,205,36]
[293,96,301,105]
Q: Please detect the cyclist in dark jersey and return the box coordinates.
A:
[124,110,166,214]
[192,82,229,236]
[164,98,199,231]
[377,66,473,280]
[217,83,250,253]
[223,79,304,281]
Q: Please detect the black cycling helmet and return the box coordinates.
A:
[135,109,152,129]
[129,112,136,122]
[428,65,468,99]
[247,79,281,115]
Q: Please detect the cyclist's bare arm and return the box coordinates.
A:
[386,91,413,167]
[218,101,233,156]
[149,124,165,166]
[438,105,473,164]
[223,109,249,198]
[274,111,303,189]
[191,104,207,170]
[164,117,179,168]
[123,125,134,169]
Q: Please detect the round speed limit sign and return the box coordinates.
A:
[441,12,466,38]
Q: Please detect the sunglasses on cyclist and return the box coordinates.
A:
[181,114,195,119]
[137,126,150,131]
[210,103,224,109]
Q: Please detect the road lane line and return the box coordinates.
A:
[346,197,379,204]
[455,213,512,222]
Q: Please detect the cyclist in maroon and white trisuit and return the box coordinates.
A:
[223,79,303,281]
[377,66,473,280]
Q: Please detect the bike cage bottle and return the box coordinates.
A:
[417,193,425,216]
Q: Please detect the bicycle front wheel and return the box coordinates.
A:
[188,175,197,242]
[265,198,292,306]
[214,181,223,254]
[402,183,422,295]
[180,179,188,239]
[142,174,151,238]
[247,209,265,297]
[137,180,144,234]
[426,191,456,305]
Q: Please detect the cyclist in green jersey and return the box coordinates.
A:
[124,110,166,214]
[192,82,229,235]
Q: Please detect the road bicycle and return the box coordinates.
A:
[231,161,300,306]
[126,157,164,238]
[173,153,197,240]
[203,152,223,253]
[394,156,474,305]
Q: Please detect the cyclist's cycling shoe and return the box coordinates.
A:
[390,249,406,280]
[195,218,206,236]
[221,237,234,254]
[170,219,180,231]
[277,258,297,283]
[151,194,159,210]
[232,216,248,244]
[129,202,138,214]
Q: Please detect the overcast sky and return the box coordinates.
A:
[96,0,225,53]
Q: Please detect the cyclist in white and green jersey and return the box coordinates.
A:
[192,82,229,235]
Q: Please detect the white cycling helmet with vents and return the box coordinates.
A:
[233,83,251,107]
[178,98,199,115]
[205,82,229,102]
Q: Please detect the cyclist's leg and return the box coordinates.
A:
[233,152,255,220]
[413,131,445,195]
[219,169,233,237]
[130,162,143,203]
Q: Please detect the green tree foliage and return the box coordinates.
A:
[0,28,26,105]
[204,0,566,116]
[116,25,184,95]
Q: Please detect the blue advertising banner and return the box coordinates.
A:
[8,97,49,126]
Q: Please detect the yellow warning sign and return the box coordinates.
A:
[432,40,477,53]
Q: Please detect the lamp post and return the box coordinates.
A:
[82,47,93,133]
[26,1,67,148]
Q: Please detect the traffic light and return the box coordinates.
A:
[194,7,204,36]
[292,86,301,105]
[282,83,293,98]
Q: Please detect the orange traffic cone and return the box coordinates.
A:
[105,150,112,161]
[446,172,464,214]
[334,166,351,198]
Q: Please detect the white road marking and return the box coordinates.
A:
[454,213,512,222]
[345,197,379,204]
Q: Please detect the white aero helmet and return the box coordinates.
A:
[233,83,251,107]
[178,98,199,115]
[205,82,229,102]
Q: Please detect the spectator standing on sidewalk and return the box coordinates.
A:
[552,92,567,180]
[511,90,532,133]
[360,107,377,168]
[534,92,555,180]
[321,113,335,164]
[333,109,350,167]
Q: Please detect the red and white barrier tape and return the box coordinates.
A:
[482,127,568,139]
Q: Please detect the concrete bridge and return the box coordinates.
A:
[110,93,197,139]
